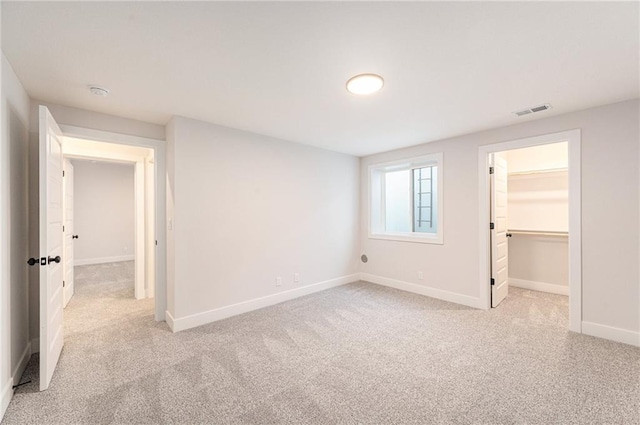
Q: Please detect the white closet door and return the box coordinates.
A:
[491,153,509,307]
[39,106,65,391]
[63,159,75,307]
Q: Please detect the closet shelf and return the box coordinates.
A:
[507,229,568,237]
[508,167,568,176]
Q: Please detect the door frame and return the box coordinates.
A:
[478,129,581,333]
[63,147,149,300]
[62,158,74,307]
[58,125,167,322]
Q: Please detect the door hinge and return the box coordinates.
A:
[491,278,495,286]
[63,225,65,232]
[489,167,494,174]
[155,240,158,246]
[63,280,65,287]
[490,222,495,230]
[63,170,65,177]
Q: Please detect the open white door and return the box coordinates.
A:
[39,106,65,391]
[490,153,509,307]
[63,159,75,307]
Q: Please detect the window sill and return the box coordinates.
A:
[368,232,443,245]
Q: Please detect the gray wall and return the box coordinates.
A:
[72,160,135,264]
[360,99,639,335]
[1,52,31,416]
[167,116,360,320]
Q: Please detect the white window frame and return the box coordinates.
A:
[368,152,444,244]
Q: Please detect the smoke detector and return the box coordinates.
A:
[513,103,552,117]
[88,85,109,97]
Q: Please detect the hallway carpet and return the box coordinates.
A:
[3,262,639,424]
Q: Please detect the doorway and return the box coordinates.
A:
[63,158,138,306]
[490,142,569,304]
[57,125,167,321]
[62,139,155,303]
[36,105,167,391]
[478,130,582,333]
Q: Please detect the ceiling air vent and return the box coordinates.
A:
[513,103,552,117]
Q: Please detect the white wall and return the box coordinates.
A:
[166,116,360,328]
[506,142,568,173]
[72,160,135,265]
[360,100,639,338]
[508,235,568,289]
[1,52,31,420]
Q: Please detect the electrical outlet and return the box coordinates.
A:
[294,273,300,284]
[418,271,424,280]
[276,276,282,287]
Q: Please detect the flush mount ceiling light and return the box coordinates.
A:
[88,85,109,97]
[346,73,384,95]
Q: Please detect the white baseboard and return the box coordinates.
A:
[30,338,39,354]
[169,274,360,332]
[509,278,569,296]
[165,310,175,332]
[75,255,134,266]
[582,321,640,347]
[360,273,484,309]
[1,341,32,422]
[12,342,31,386]
[1,377,11,423]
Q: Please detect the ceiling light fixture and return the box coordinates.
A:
[346,73,384,95]
[89,85,109,97]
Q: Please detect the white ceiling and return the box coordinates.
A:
[3,2,638,156]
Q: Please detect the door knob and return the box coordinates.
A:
[72,235,79,239]
[47,256,61,264]
[27,257,40,266]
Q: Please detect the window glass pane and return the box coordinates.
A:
[385,169,411,233]
[413,166,438,233]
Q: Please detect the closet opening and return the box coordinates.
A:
[478,130,582,332]
[491,142,568,304]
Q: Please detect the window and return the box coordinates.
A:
[369,153,443,244]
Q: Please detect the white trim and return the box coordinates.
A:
[165,310,175,332]
[30,338,40,354]
[169,274,360,332]
[59,125,163,146]
[509,278,569,296]
[12,342,30,386]
[567,131,582,333]
[582,321,640,347]
[63,139,148,303]
[368,232,442,244]
[75,255,134,266]
[368,152,444,245]
[134,162,145,300]
[478,129,581,333]
[360,273,484,309]
[0,377,11,422]
[59,124,166,321]
[1,341,32,421]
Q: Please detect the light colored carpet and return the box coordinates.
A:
[3,261,639,424]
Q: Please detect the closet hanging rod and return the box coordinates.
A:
[508,167,568,176]
[507,229,568,237]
